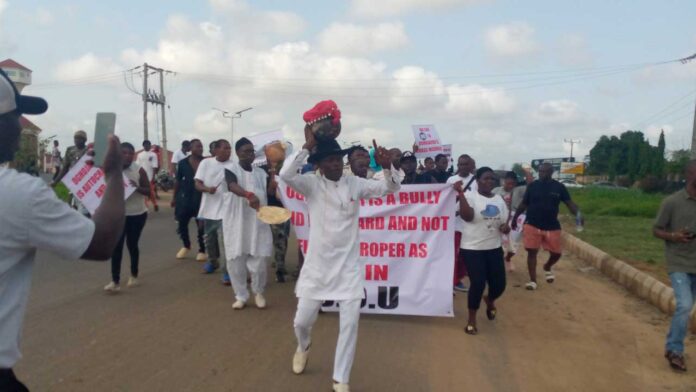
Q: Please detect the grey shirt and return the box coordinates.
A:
[654,189,696,273]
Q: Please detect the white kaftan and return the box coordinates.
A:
[222,163,273,260]
[280,149,400,300]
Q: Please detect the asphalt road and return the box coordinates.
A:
[15,201,696,391]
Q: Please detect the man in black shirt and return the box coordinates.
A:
[429,153,451,183]
[401,151,435,184]
[512,163,581,290]
[263,161,291,283]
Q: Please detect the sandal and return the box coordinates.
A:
[665,351,687,372]
[544,270,555,283]
[525,281,538,291]
[465,324,478,335]
[484,296,497,320]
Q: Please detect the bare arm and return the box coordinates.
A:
[81,136,125,260]
[452,182,474,222]
[224,169,261,210]
[133,168,151,196]
[564,200,580,216]
[195,179,216,194]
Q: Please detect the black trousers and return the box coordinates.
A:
[177,212,205,253]
[0,369,29,392]
[111,212,148,284]
[461,247,506,311]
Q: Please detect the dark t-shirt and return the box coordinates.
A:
[429,170,451,184]
[402,172,435,185]
[523,179,571,231]
[174,157,202,219]
[261,164,283,208]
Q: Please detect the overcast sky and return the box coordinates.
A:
[2,0,695,168]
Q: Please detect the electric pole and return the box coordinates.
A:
[564,138,581,160]
[676,53,696,158]
[691,95,696,158]
[142,63,148,140]
[140,63,174,170]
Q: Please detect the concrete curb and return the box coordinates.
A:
[561,232,696,333]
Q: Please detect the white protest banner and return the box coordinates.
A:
[412,124,444,159]
[62,155,135,214]
[248,129,284,166]
[279,180,455,317]
[442,144,452,158]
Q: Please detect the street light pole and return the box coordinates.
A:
[213,107,253,145]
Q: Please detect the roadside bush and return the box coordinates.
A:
[615,176,632,188]
[569,188,662,218]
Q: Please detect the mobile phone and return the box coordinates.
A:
[93,113,116,166]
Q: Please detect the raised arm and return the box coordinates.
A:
[358,140,400,199]
[82,135,126,260]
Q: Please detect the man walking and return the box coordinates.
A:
[51,140,62,181]
[281,128,399,391]
[136,140,159,212]
[195,139,232,284]
[172,139,206,262]
[512,162,581,290]
[447,154,477,292]
[51,130,89,214]
[0,69,125,390]
[222,138,273,309]
[653,160,696,372]
[170,140,191,174]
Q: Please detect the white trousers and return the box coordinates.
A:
[293,298,361,384]
[227,255,267,302]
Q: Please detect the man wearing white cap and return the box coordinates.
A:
[0,69,126,390]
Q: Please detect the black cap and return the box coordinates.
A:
[0,68,48,116]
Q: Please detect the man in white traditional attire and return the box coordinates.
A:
[280,127,400,392]
[222,137,273,310]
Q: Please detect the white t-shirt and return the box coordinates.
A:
[171,149,189,164]
[459,191,509,251]
[194,157,234,220]
[372,167,405,183]
[0,166,95,368]
[447,174,478,232]
[136,150,159,181]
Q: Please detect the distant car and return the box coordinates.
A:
[560,179,584,188]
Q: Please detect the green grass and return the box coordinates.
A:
[561,188,668,280]
[53,182,71,203]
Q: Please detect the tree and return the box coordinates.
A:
[588,130,666,180]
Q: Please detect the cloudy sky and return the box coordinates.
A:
[2,0,695,168]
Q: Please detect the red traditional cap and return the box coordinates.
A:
[303,100,341,126]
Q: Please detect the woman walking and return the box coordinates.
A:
[104,142,150,292]
[455,167,510,335]
[172,139,206,261]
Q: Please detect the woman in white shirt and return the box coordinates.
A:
[455,166,510,335]
[104,142,151,292]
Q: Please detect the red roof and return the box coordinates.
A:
[19,116,41,131]
[0,59,31,72]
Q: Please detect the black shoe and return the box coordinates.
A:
[276,271,286,283]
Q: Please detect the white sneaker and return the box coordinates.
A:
[104,281,120,293]
[232,300,246,310]
[525,281,538,291]
[292,347,310,374]
[176,247,189,259]
[333,383,350,392]
[255,293,267,309]
[195,252,207,262]
[127,277,139,287]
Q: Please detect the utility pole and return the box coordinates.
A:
[140,63,174,171]
[564,138,581,160]
[676,53,696,158]
[158,69,168,167]
[691,96,696,158]
[142,63,148,141]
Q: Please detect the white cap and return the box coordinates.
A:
[0,68,47,116]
